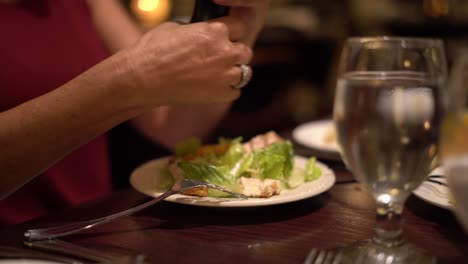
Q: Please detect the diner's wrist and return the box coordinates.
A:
[102,49,157,116]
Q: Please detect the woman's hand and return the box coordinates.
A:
[213,0,270,46]
[122,17,253,109]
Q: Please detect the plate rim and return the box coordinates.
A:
[412,167,452,210]
[130,155,336,207]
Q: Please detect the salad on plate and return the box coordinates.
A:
[161,131,322,198]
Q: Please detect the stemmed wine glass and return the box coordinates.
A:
[333,37,447,263]
[441,51,468,234]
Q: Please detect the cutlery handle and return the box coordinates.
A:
[24,240,145,264]
[24,190,175,241]
[190,0,230,23]
[23,179,245,241]
[0,245,82,264]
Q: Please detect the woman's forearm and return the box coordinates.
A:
[0,52,141,198]
[87,0,143,53]
[131,103,231,150]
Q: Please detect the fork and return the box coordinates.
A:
[24,179,247,241]
[426,179,448,186]
[304,248,343,264]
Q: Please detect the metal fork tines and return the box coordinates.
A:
[24,179,247,241]
[304,248,343,264]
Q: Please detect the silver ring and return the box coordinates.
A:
[232,64,252,89]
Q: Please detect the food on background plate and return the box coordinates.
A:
[324,126,337,147]
[163,131,322,198]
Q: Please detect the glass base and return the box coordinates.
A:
[334,240,436,264]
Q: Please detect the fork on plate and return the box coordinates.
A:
[426,174,448,186]
[24,179,247,241]
[304,248,343,264]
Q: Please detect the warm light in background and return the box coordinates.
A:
[138,0,160,12]
[423,0,449,17]
[131,0,171,28]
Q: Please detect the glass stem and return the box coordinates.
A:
[372,198,405,247]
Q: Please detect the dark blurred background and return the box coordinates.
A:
[110,0,468,188]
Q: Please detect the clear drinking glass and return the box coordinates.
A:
[333,37,447,263]
[441,51,468,234]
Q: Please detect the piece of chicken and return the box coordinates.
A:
[243,131,283,153]
[239,177,281,198]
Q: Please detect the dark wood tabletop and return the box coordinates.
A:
[1,146,468,263]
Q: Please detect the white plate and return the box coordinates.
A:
[292,119,341,160]
[130,156,336,207]
[413,167,453,210]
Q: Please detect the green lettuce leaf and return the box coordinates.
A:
[174,138,300,197]
[304,157,321,181]
[286,156,322,188]
[219,137,244,167]
[286,168,305,188]
[250,141,294,182]
[178,161,229,185]
[175,137,201,157]
[177,161,241,196]
[155,167,175,192]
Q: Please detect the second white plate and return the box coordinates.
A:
[413,167,453,210]
[292,119,341,160]
[130,156,336,207]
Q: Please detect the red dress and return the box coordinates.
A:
[0,0,112,226]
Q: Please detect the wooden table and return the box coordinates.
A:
[1,150,468,263]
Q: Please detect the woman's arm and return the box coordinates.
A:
[0,53,139,198]
[86,0,143,53]
[0,17,250,198]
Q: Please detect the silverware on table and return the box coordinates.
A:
[304,248,342,264]
[0,245,83,264]
[24,239,146,264]
[426,174,448,186]
[24,179,247,241]
[426,179,448,186]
